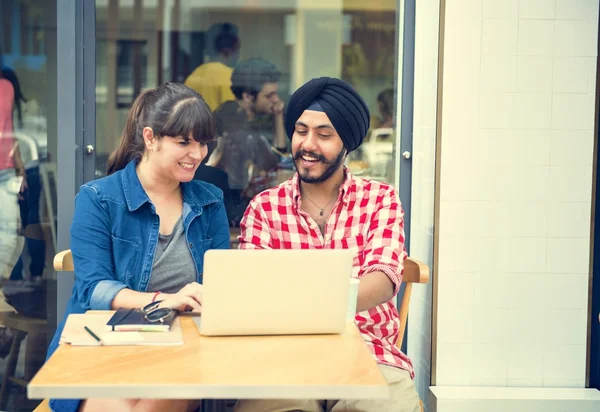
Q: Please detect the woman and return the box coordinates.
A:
[47,83,230,412]
[1,67,47,282]
[0,68,28,277]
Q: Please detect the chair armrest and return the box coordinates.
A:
[403,257,430,284]
[54,250,74,272]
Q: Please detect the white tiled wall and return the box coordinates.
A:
[431,386,600,412]
[436,0,597,388]
[408,0,440,410]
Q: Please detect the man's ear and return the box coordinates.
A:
[241,91,255,103]
[142,127,157,151]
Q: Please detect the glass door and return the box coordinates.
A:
[93,0,404,190]
[0,1,59,410]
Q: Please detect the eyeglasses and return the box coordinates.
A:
[141,300,174,323]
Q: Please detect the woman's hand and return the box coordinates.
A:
[157,282,203,312]
[18,176,28,201]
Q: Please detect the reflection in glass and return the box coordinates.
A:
[0,0,57,410]
[95,0,400,188]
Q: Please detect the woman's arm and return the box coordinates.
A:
[11,143,26,177]
[11,143,28,196]
[110,289,160,309]
[73,186,194,310]
[70,185,130,310]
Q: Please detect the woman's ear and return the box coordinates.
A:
[142,127,157,151]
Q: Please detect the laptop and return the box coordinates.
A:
[198,249,354,336]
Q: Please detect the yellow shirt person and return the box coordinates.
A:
[184,61,235,112]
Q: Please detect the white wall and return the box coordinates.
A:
[435,0,598,389]
[408,0,440,410]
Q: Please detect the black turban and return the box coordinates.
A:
[284,77,370,153]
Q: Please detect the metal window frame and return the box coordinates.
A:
[395,0,416,355]
[588,3,600,389]
[54,0,96,327]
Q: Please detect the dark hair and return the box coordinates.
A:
[214,23,240,55]
[1,67,27,128]
[107,82,215,175]
[377,88,394,119]
[230,58,281,100]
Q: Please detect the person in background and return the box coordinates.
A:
[207,58,287,215]
[46,83,230,412]
[373,88,394,129]
[193,139,235,224]
[235,77,420,412]
[0,67,27,278]
[184,22,240,112]
[1,67,46,282]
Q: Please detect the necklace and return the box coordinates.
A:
[302,192,336,216]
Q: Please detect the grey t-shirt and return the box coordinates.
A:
[148,216,196,294]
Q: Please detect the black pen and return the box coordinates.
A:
[84,326,104,345]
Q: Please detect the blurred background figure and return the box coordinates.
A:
[193,139,234,225]
[349,87,396,183]
[207,58,287,223]
[1,67,46,282]
[184,22,241,112]
[0,67,26,279]
[373,88,394,129]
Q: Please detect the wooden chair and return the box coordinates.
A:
[33,398,50,412]
[397,257,430,350]
[31,251,72,412]
[397,258,430,412]
[34,251,429,412]
[0,312,47,410]
[53,249,74,272]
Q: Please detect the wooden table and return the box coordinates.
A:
[28,315,388,400]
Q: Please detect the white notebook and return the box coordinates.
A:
[60,312,183,346]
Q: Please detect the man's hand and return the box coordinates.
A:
[272,100,285,116]
[271,100,287,149]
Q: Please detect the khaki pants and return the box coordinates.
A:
[234,365,421,412]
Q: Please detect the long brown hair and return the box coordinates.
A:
[107,82,215,175]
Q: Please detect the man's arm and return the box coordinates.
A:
[356,271,395,312]
[356,187,407,312]
[238,196,273,250]
[272,101,287,151]
[206,135,225,168]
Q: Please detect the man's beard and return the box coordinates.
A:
[293,148,346,184]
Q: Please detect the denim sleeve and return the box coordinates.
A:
[210,198,231,250]
[71,185,127,310]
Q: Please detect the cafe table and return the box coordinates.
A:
[28,314,389,400]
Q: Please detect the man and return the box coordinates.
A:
[207,58,288,219]
[184,22,240,112]
[234,77,421,412]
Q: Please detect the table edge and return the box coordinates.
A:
[28,383,390,400]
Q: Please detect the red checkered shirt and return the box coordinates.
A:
[238,169,414,378]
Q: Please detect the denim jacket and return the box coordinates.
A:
[47,160,230,412]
